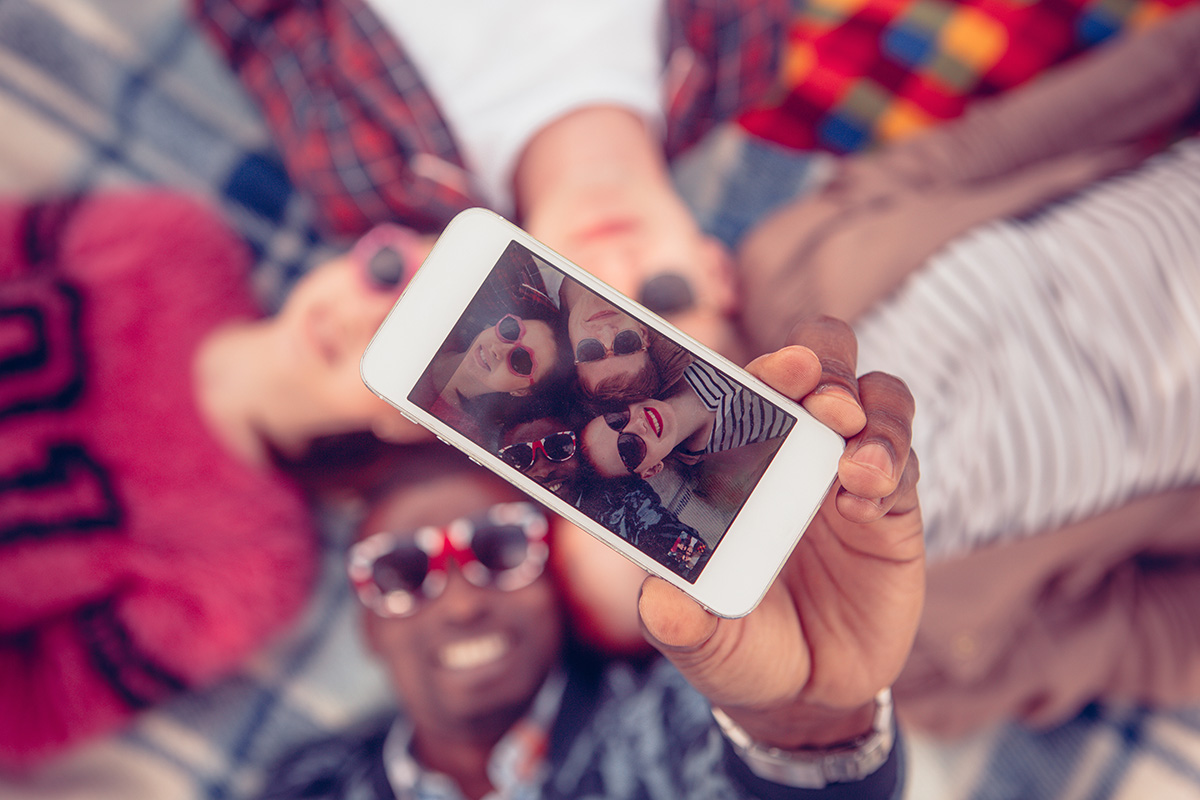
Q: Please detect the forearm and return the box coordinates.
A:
[860,7,1200,189]
[514,106,668,229]
[897,488,1200,735]
[719,697,877,751]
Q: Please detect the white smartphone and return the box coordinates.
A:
[360,208,844,618]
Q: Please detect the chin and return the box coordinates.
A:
[440,676,546,737]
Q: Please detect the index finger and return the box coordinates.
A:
[787,316,866,438]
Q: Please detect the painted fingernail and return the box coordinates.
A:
[852,443,893,478]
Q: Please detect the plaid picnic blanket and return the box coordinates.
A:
[1,3,1198,799]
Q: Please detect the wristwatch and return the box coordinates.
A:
[712,688,895,789]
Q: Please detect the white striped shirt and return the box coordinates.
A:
[855,136,1200,560]
[681,360,796,455]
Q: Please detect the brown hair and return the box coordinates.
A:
[578,331,694,405]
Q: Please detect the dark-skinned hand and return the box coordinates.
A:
[638,316,924,748]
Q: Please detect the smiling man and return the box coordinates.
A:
[353,459,562,800]
[497,414,583,505]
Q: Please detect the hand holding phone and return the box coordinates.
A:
[361,209,845,618]
[639,317,923,752]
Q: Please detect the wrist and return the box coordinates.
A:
[714,689,895,789]
[720,695,877,751]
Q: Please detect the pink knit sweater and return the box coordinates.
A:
[0,191,316,768]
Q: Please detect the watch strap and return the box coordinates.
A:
[713,688,895,790]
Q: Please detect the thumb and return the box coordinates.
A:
[638,576,717,653]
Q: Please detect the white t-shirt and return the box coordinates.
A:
[367,0,665,214]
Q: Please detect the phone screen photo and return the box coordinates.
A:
[405,239,798,583]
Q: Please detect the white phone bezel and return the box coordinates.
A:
[360,208,844,618]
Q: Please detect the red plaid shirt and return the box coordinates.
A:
[194,0,786,237]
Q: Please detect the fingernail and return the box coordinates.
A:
[813,384,856,404]
[852,443,893,478]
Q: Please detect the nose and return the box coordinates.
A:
[345,292,396,349]
[528,452,553,474]
[432,564,491,623]
[489,340,519,369]
[595,317,623,338]
[586,251,639,298]
[628,407,651,435]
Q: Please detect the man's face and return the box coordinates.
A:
[501,417,581,503]
[546,189,739,355]
[561,283,652,397]
[361,471,564,743]
[580,400,682,479]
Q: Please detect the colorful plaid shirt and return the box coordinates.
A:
[254,652,905,800]
[192,0,787,238]
[739,0,1199,153]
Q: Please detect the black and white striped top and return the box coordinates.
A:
[682,360,796,455]
[855,136,1200,560]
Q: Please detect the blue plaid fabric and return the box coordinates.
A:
[0,0,335,314]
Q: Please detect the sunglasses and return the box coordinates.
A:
[348,502,549,618]
[574,329,646,364]
[494,314,538,378]
[498,431,577,471]
[352,223,422,292]
[603,410,648,474]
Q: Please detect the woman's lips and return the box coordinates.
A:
[586,309,619,323]
[644,407,663,437]
[577,219,636,242]
[474,345,491,372]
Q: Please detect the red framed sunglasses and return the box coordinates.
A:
[348,502,549,618]
[498,431,577,471]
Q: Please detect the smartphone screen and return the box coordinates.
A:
[407,239,797,583]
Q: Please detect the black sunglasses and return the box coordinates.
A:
[498,431,577,471]
[352,223,421,292]
[574,329,646,364]
[348,502,549,618]
[603,410,648,474]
